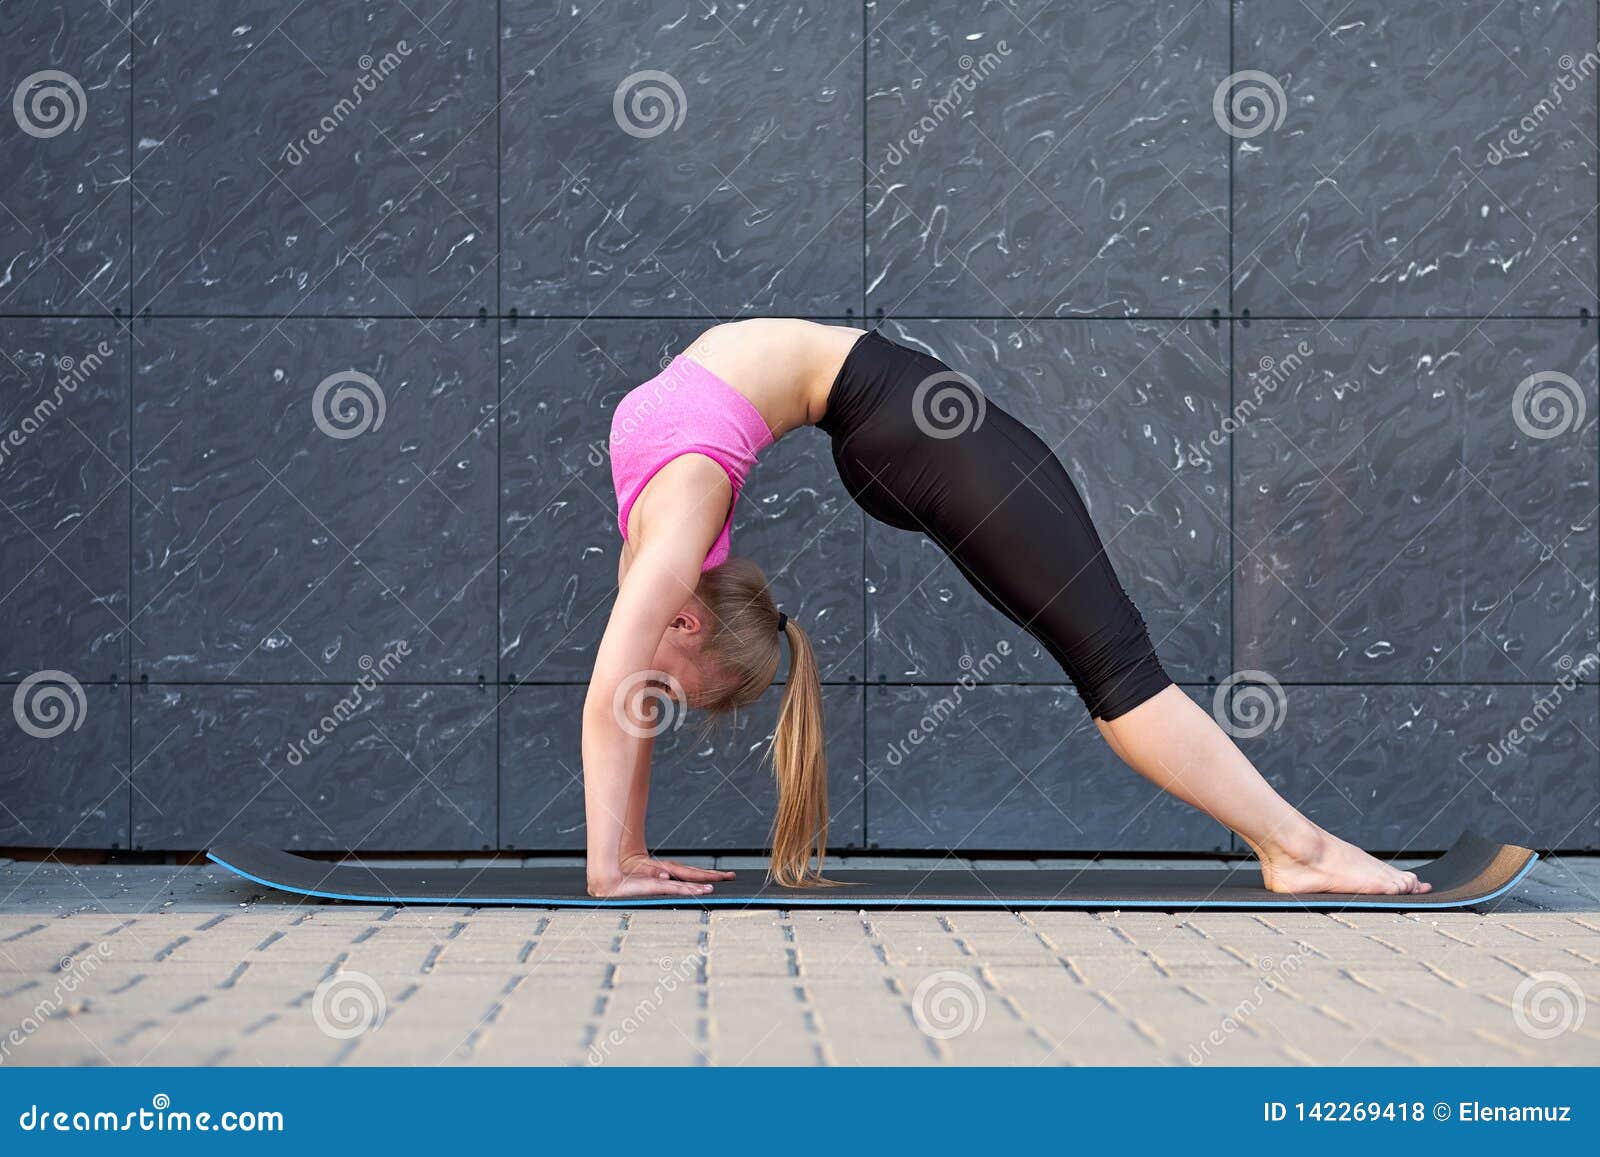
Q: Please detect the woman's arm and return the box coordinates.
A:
[582,456,732,897]
[615,731,737,886]
[617,729,654,863]
[582,545,703,895]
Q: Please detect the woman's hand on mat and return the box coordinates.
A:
[619,854,736,884]
[586,870,718,899]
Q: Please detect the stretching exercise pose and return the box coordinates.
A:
[583,319,1430,899]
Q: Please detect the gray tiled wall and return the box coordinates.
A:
[3,1,1596,855]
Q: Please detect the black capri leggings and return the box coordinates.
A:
[818,330,1173,721]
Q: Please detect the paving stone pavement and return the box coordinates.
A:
[0,855,1596,1067]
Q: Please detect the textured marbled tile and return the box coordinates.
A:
[0,681,128,848]
[0,320,130,679]
[132,684,496,850]
[1235,321,1597,682]
[131,0,496,315]
[500,0,862,316]
[0,1,131,313]
[1460,325,1599,679]
[865,683,1229,851]
[867,0,1228,317]
[131,319,496,682]
[864,320,1230,685]
[500,683,865,851]
[1233,0,1597,315]
[1240,684,1600,852]
[500,320,864,683]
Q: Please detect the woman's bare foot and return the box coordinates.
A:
[1254,827,1432,896]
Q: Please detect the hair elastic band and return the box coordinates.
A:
[775,611,788,635]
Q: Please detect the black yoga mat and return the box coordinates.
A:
[208,831,1536,910]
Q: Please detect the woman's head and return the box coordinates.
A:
[678,557,783,711]
[671,557,833,888]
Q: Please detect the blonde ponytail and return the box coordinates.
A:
[692,558,836,887]
[767,618,835,887]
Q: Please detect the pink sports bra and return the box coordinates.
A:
[610,353,774,571]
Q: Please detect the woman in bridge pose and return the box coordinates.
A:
[583,319,1429,900]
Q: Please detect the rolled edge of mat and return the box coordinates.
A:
[1413,831,1537,904]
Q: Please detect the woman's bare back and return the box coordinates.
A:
[679,318,866,438]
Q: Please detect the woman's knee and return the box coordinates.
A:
[1055,609,1173,721]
